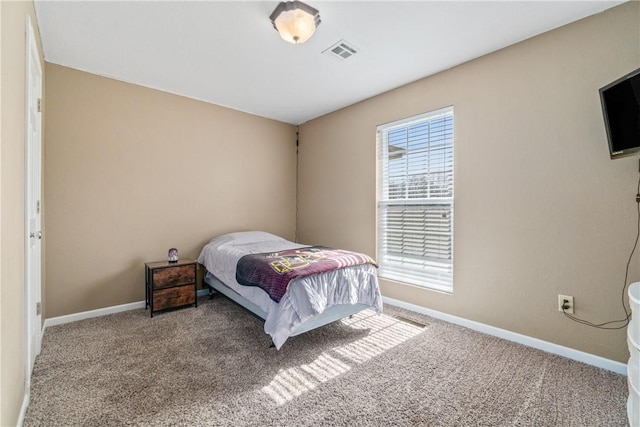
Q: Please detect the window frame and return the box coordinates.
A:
[376,106,454,293]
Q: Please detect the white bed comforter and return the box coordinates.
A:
[197,231,383,348]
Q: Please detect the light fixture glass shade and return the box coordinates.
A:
[270,1,321,44]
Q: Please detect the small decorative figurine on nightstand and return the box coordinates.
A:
[168,248,178,263]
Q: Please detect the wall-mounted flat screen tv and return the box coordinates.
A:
[600,67,640,159]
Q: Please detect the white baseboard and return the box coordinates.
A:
[383,296,627,376]
[43,290,210,329]
[43,301,146,329]
[16,388,29,427]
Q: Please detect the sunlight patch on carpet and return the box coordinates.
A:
[262,352,350,405]
[334,311,426,363]
[261,310,426,405]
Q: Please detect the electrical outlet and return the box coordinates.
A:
[558,294,574,314]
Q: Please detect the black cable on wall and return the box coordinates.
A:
[295,126,299,243]
[562,171,640,329]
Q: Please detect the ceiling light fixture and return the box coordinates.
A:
[269,1,321,45]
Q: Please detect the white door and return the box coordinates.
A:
[25,15,43,381]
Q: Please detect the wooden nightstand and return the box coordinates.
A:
[145,259,197,317]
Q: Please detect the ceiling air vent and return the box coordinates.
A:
[323,40,358,61]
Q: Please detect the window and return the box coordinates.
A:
[377,107,454,292]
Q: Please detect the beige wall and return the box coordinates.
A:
[44,64,297,318]
[1,1,44,425]
[298,2,640,363]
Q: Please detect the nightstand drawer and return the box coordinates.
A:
[152,285,196,311]
[152,264,195,289]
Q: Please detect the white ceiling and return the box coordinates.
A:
[34,1,624,125]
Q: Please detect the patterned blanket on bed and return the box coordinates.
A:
[236,246,377,303]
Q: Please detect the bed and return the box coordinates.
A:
[197,231,383,349]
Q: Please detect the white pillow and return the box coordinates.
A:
[208,231,287,248]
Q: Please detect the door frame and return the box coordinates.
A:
[24,14,43,386]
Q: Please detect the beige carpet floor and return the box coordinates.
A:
[24,295,629,426]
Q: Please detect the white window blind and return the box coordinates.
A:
[377,107,454,292]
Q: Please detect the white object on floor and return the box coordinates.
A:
[628,282,640,427]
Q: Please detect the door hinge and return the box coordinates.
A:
[36,200,40,214]
[37,98,41,112]
[36,302,41,316]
